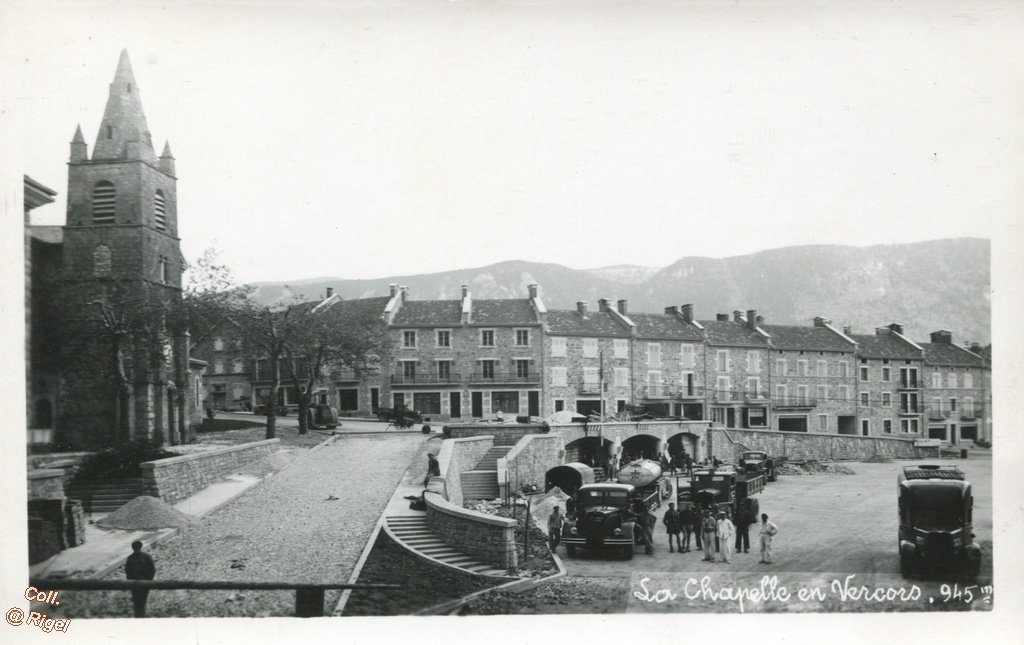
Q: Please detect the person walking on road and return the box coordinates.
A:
[643,507,657,555]
[125,540,156,618]
[547,506,564,551]
[734,501,752,554]
[701,510,718,562]
[759,513,779,564]
[423,453,440,487]
[679,503,694,552]
[663,503,683,553]
[717,511,735,563]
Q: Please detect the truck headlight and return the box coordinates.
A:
[613,528,623,536]
[570,527,578,535]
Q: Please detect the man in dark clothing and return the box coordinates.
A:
[690,505,703,550]
[423,453,440,487]
[679,504,694,552]
[643,508,656,555]
[734,500,752,554]
[125,540,155,618]
[663,502,683,553]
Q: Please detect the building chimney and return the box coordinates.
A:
[843,325,852,336]
[733,310,744,322]
[930,330,952,344]
[665,306,679,316]
[746,309,757,330]
[756,315,764,325]
[682,304,693,323]
[528,283,538,299]
[717,313,729,322]
[461,284,468,298]
[813,316,831,328]
[389,284,398,298]
[577,301,588,317]
[598,298,611,312]
[326,287,334,298]
[969,342,981,353]
[399,285,409,301]
[617,299,628,315]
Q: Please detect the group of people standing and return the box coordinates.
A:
[660,503,779,564]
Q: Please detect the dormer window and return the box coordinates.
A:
[92,181,115,224]
[154,190,167,231]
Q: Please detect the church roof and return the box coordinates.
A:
[91,50,156,162]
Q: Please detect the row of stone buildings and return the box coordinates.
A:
[196,286,991,446]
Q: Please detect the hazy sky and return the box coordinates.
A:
[6,0,1023,284]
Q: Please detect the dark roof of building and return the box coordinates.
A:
[850,333,923,360]
[761,324,855,352]
[545,310,631,337]
[920,342,987,367]
[29,226,63,244]
[392,300,463,326]
[699,320,769,347]
[470,299,539,326]
[629,312,703,341]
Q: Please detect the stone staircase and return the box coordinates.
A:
[460,446,512,500]
[385,514,514,578]
[66,479,146,514]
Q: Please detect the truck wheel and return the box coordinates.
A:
[566,545,577,558]
[900,555,913,578]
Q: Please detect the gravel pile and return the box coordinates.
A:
[777,461,856,476]
[51,433,426,618]
[97,496,194,530]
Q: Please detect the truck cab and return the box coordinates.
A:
[739,451,776,482]
[561,483,638,559]
[897,464,981,577]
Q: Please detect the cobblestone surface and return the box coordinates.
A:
[45,433,426,618]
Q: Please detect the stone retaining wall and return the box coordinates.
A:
[444,423,547,446]
[499,434,565,498]
[424,491,517,571]
[141,438,280,503]
[709,427,919,462]
[436,436,493,507]
[28,470,66,500]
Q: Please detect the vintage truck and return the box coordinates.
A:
[738,450,776,482]
[688,466,764,518]
[897,464,981,578]
[616,459,673,511]
[561,483,639,559]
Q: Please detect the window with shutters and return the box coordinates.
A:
[551,337,567,358]
[614,367,629,388]
[551,367,567,387]
[882,392,892,407]
[480,329,495,347]
[648,343,661,368]
[716,350,729,372]
[776,358,787,376]
[480,359,495,379]
[882,366,891,382]
[437,360,452,380]
[838,385,849,401]
[515,359,531,379]
[797,360,809,377]
[817,359,828,376]
[948,373,958,389]
[583,338,598,358]
[515,329,530,347]
[817,384,828,401]
[647,371,663,397]
[818,414,828,431]
[681,344,695,368]
[584,367,600,387]
[402,330,417,348]
[436,330,451,348]
[614,339,629,359]
[154,189,167,231]
[747,351,761,374]
[717,376,731,401]
[92,181,116,224]
[963,373,973,389]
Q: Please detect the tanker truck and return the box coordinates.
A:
[616,459,673,512]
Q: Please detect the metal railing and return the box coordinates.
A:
[469,371,540,383]
[774,396,817,408]
[28,577,400,618]
[390,373,462,385]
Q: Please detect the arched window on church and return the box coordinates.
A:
[159,256,169,284]
[92,181,116,224]
[93,245,112,277]
[154,189,167,231]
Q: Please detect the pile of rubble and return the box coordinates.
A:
[97,496,194,530]
[776,460,855,476]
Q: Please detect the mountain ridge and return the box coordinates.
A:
[245,238,990,344]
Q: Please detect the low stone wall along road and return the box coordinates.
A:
[45,433,426,618]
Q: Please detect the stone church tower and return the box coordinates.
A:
[59,50,187,449]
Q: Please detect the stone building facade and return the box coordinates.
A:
[762,317,858,434]
[921,330,989,445]
[850,324,926,439]
[699,311,773,430]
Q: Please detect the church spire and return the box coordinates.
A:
[70,124,87,161]
[92,49,155,161]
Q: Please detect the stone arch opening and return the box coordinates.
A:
[666,433,699,462]
[564,436,613,470]
[621,434,660,463]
